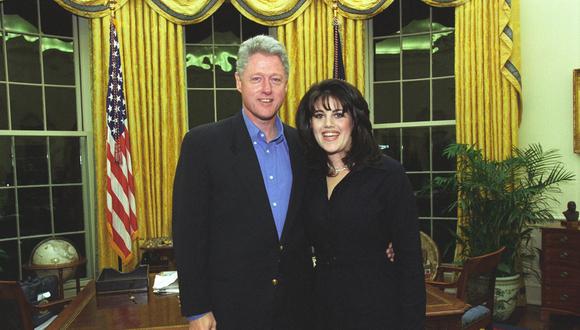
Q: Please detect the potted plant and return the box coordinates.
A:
[432,143,575,320]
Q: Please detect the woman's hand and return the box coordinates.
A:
[386,242,395,262]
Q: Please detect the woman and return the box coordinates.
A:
[296,79,425,329]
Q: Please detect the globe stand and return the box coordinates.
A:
[23,257,86,299]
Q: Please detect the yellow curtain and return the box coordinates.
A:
[323,0,394,19]
[90,3,187,269]
[455,0,521,159]
[277,1,370,126]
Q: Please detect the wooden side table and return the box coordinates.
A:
[23,257,86,299]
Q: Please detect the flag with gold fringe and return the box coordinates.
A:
[105,18,138,264]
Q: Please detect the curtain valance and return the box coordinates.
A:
[421,0,470,7]
[321,0,394,19]
[54,0,128,18]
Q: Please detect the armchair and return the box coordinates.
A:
[0,279,71,330]
[426,246,505,330]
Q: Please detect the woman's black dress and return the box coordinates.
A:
[303,156,426,329]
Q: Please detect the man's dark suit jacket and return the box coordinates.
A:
[172,112,313,330]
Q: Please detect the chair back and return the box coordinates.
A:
[420,231,440,280]
[455,247,506,312]
[0,280,35,330]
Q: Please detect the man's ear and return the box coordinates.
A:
[235,72,242,93]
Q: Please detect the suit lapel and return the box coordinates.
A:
[229,113,279,240]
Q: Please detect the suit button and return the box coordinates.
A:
[272,279,278,286]
[279,245,284,251]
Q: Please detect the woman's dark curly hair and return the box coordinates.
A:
[295,79,382,175]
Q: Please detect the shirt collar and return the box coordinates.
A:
[242,109,285,144]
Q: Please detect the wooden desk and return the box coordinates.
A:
[49,281,466,329]
[426,284,468,330]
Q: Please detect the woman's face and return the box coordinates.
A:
[310,96,353,160]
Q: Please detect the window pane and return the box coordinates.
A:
[408,173,430,217]
[3,0,39,34]
[53,185,83,232]
[432,7,454,31]
[6,34,41,83]
[241,16,268,40]
[433,175,455,218]
[401,0,429,35]
[432,78,454,121]
[0,36,5,82]
[433,219,457,262]
[373,82,400,124]
[21,236,44,266]
[185,20,212,44]
[15,136,48,185]
[374,38,400,81]
[419,219,432,237]
[373,0,399,37]
[188,90,214,128]
[214,4,240,44]
[0,84,7,129]
[0,136,14,186]
[10,84,43,130]
[216,90,241,121]
[432,125,455,171]
[0,188,17,238]
[18,187,50,236]
[186,45,213,88]
[215,46,237,88]
[402,127,429,171]
[402,34,430,79]
[433,32,454,77]
[43,37,75,85]
[374,128,401,162]
[50,137,81,184]
[0,240,19,280]
[39,0,73,37]
[46,86,77,130]
[402,80,429,122]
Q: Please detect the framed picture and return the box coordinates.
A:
[575,69,580,153]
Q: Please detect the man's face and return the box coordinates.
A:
[235,53,288,123]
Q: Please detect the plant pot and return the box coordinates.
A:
[493,273,520,321]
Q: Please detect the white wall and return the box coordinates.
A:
[519,0,580,305]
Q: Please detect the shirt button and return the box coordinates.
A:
[272,202,277,207]
[269,175,274,180]
[260,133,264,138]
[266,149,270,153]
[272,279,278,286]
[253,141,257,145]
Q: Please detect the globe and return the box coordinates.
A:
[30,238,80,282]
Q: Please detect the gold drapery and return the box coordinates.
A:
[277,1,384,126]
[455,0,521,159]
[90,3,187,269]
[231,0,313,26]
[421,0,470,8]
[322,0,394,19]
[54,0,129,18]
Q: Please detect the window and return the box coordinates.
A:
[0,0,91,280]
[184,3,268,128]
[370,0,457,261]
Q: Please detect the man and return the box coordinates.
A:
[172,35,313,330]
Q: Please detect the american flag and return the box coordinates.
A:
[105,19,138,263]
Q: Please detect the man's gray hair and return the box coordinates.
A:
[236,35,289,77]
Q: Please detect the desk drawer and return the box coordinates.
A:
[543,229,580,249]
[542,265,580,286]
[543,248,580,268]
[543,285,580,310]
